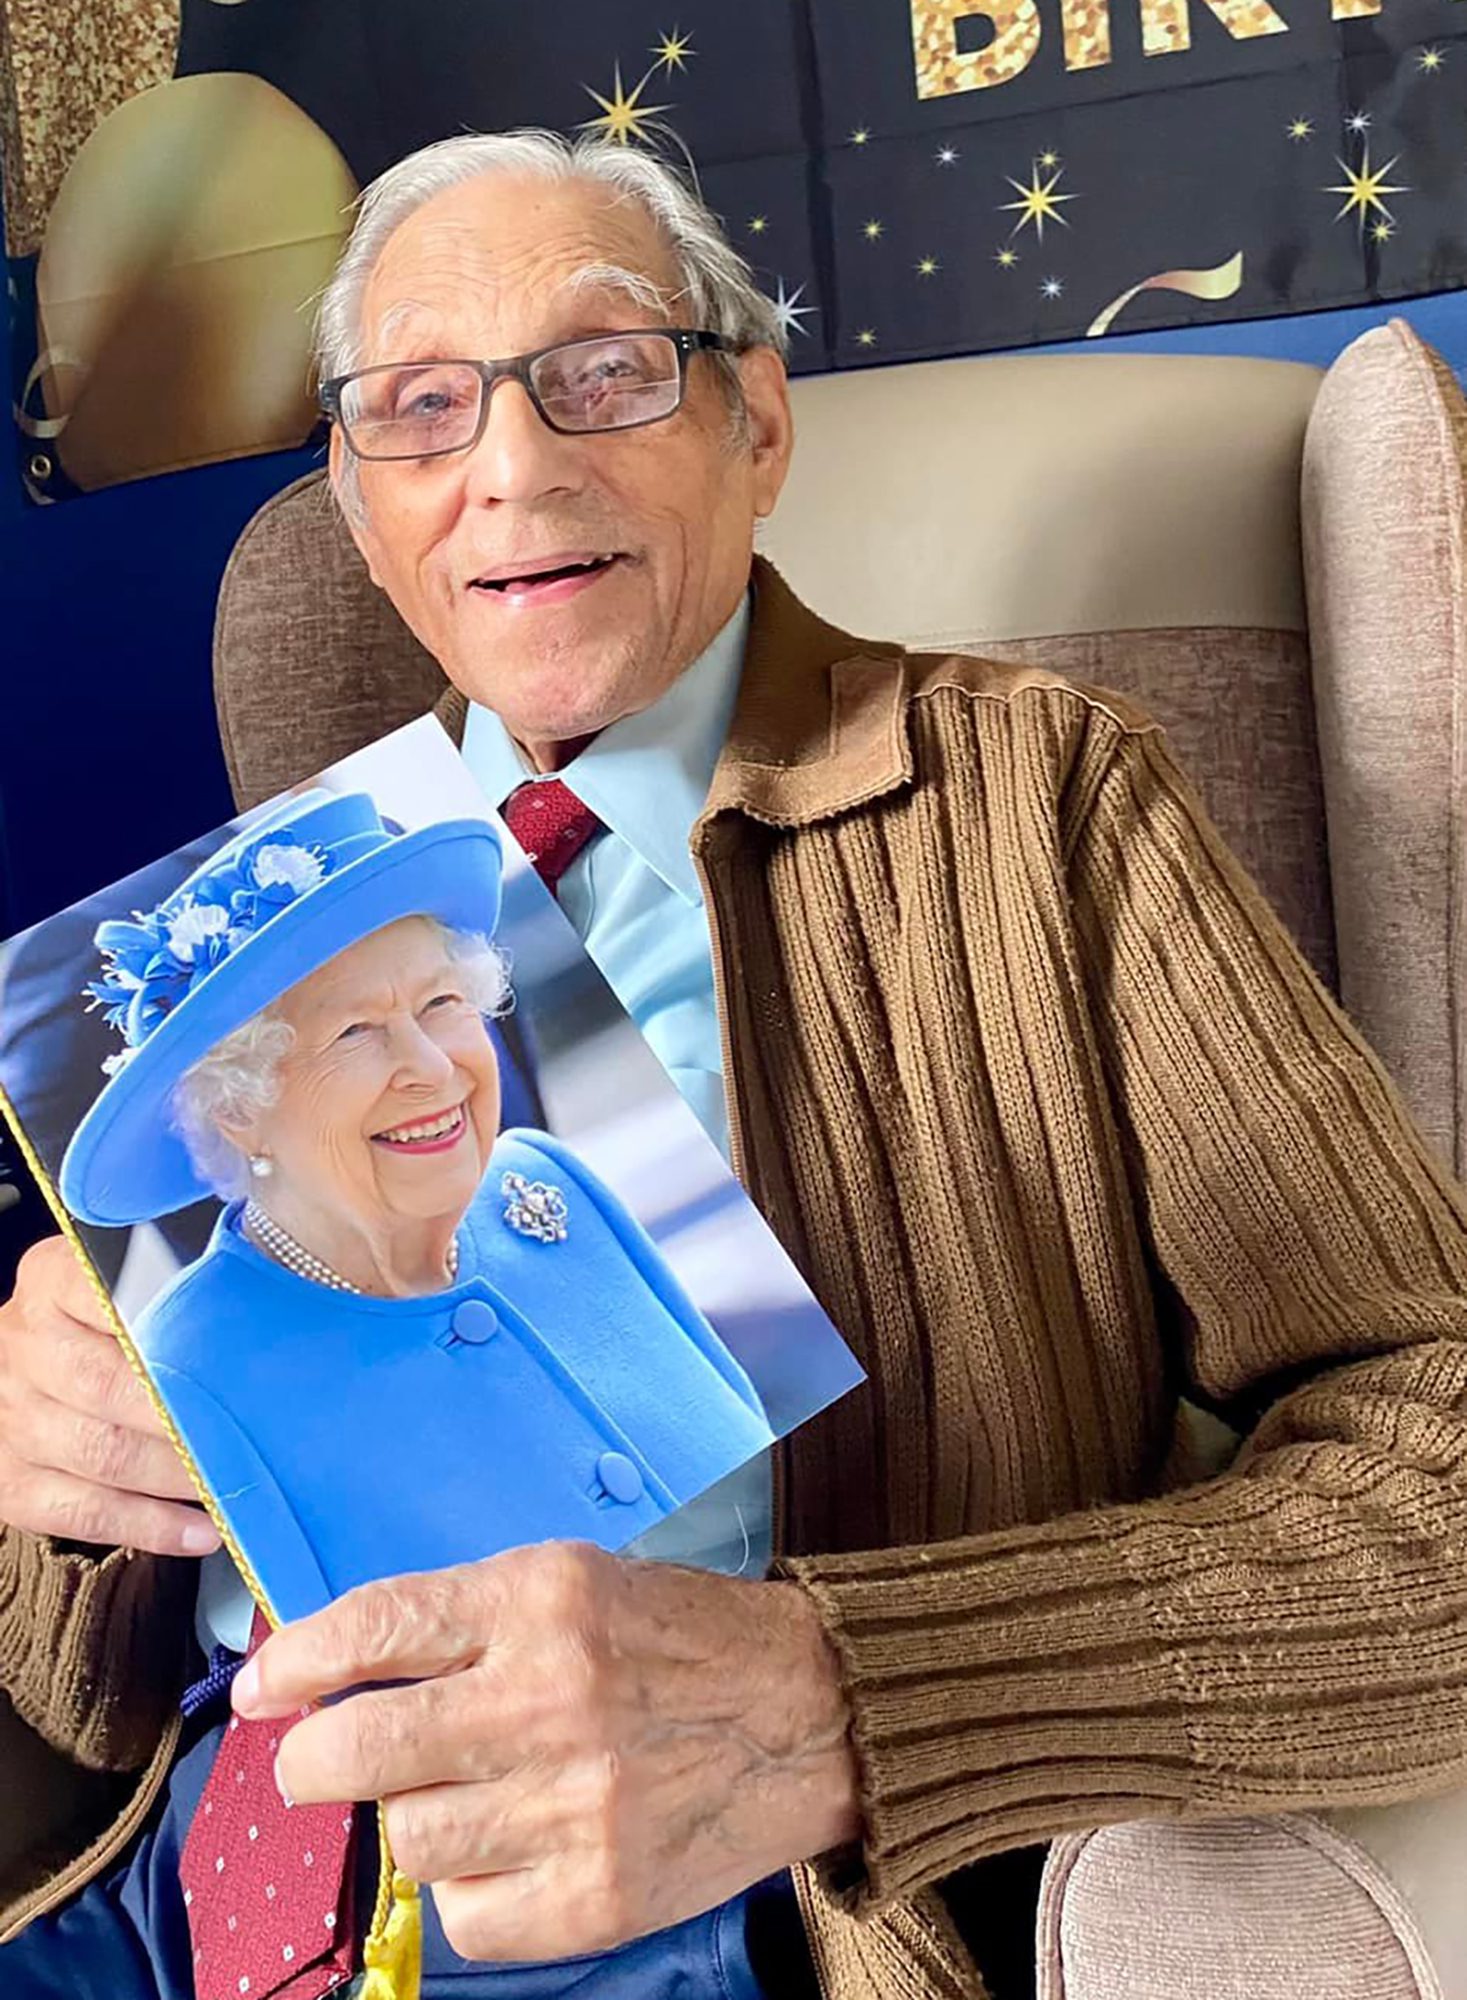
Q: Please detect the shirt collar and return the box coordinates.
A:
[461,593,750,906]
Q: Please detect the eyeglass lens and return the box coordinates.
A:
[340,332,686,458]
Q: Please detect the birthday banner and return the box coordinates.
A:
[3,0,1464,499]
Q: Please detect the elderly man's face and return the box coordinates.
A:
[336,174,794,764]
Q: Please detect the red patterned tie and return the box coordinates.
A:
[180,1612,358,2000]
[501,779,605,896]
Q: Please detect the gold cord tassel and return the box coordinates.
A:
[359,1809,422,2000]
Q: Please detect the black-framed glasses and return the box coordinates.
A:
[320,328,736,462]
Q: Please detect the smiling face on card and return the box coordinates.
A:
[226,918,501,1235]
[334,171,792,755]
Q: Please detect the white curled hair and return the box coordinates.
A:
[171,923,512,1202]
[314,129,788,521]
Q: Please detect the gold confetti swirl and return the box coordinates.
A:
[1086,251,1243,337]
[13,345,82,438]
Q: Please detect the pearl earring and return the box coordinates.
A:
[249,1155,273,1180]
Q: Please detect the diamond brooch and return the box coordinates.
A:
[501,1171,569,1245]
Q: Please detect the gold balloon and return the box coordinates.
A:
[35,72,358,491]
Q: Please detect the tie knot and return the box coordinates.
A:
[501,779,605,897]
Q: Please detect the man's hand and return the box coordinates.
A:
[233,1543,861,1961]
[0,1234,220,1556]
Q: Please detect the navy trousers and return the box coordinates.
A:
[2,1720,768,2000]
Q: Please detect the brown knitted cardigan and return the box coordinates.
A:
[5,562,1467,2000]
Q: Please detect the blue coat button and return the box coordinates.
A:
[449,1300,499,1345]
[596,1451,644,1504]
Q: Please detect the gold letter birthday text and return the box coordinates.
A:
[1139,0,1288,55]
[911,0,1043,96]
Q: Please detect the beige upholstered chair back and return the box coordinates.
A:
[215,473,444,809]
[1302,325,1467,1175]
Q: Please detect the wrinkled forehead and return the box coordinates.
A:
[359,174,684,362]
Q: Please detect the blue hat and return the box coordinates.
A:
[60,790,503,1228]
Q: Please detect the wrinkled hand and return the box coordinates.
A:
[0,1234,220,1556]
[233,1542,861,1961]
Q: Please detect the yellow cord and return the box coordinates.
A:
[359,1811,423,2000]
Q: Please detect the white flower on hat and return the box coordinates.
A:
[252,844,326,896]
[165,901,232,962]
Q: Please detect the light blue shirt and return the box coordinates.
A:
[462,594,772,1581]
[461,596,749,1153]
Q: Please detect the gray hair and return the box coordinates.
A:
[171,924,513,1202]
[315,129,787,517]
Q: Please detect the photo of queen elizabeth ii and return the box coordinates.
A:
[51,786,777,1626]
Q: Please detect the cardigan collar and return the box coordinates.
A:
[434,555,912,832]
[697,557,912,831]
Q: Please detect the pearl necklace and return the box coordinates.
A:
[243,1200,459,1294]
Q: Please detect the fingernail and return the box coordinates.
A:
[231,1658,261,1712]
[274,1756,293,1806]
[180,1520,221,1555]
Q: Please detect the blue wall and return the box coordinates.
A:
[0,441,323,937]
[2,287,1464,939]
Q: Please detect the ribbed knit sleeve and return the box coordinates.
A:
[0,1523,194,1770]
[782,721,1467,1912]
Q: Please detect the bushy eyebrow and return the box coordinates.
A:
[372,299,433,356]
[362,268,679,369]
[558,261,677,316]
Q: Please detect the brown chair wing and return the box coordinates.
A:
[213,470,447,811]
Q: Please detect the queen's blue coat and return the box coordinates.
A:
[135,1129,774,1625]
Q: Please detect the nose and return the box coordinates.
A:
[460,375,582,508]
[388,1017,457,1089]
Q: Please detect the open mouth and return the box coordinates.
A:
[469,552,624,602]
[372,1103,468,1154]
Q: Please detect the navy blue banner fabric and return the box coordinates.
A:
[6,0,1466,497]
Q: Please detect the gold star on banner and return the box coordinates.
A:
[1041,275,1064,300]
[1418,45,1445,73]
[1326,144,1408,229]
[936,144,959,166]
[994,245,1020,269]
[1287,117,1314,142]
[579,64,671,146]
[1372,218,1394,241]
[916,255,940,277]
[1038,148,1061,170]
[851,126,870,146]
[748,215,768,235]
[1001,161,1076,242]
[651,27,693,72]
[863,218,884,241]
[855,328,877,347]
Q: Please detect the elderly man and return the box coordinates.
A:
[4,129,1467,2000]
